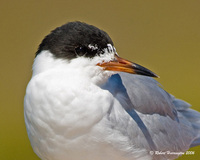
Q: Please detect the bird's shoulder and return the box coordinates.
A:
[105,73,181,121]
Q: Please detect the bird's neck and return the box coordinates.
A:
[32,50,113,86]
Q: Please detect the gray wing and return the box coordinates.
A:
[102,73,200,155]
[119,73,200,146]
[119,72,178,120]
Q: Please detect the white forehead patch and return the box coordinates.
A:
[106,44,116,53]
[104,44,118,56]
[88,43,118,56]
[88,44,98,51]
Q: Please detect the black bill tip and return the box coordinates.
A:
[132,63,159,78]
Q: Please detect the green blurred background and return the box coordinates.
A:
[0,0,199,159]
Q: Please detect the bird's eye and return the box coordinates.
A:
[75,46,88,56]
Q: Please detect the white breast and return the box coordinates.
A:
[24,51,125,160]
[24,51,155,160]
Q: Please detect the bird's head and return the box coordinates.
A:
[34,21,158,81]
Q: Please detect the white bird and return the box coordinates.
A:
[24,21,200,160]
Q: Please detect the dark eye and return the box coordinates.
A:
[75,46,88,56]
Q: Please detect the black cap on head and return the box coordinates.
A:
[36,21,114,60]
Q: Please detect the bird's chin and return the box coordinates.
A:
[91,68,116,86]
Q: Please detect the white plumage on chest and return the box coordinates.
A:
[24,51,125,160]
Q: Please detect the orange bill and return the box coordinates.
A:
[97,54,158,77]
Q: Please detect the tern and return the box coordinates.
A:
[24,21,200,160]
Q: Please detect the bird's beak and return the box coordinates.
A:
[97,54,158,77]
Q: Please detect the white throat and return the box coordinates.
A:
[32,50,116,85]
